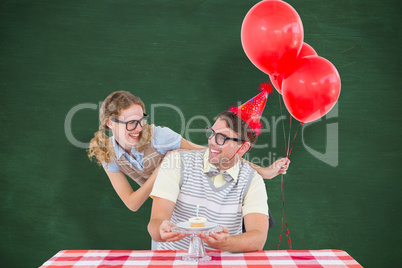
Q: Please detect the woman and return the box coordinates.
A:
[88,91,289,212]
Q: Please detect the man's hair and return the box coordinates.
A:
[215,110,258,151]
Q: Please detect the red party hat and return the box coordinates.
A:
[229,82,273,135]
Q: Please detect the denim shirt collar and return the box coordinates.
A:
[111,136,144,162]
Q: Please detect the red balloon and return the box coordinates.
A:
[270,74,284,94]
[282,56,341,123]
[270,42,317,94]
[297,43,317,58]
[241,0,304,76]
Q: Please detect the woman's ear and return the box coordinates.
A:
[106,120,113,130]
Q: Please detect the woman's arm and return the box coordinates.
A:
[104,164,161,212]
[246,158,290,180]
[180,138,207,150]
[180,136,290,179]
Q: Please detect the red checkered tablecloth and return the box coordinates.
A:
[39,249,362,268]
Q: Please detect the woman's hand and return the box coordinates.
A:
[258,158,290,179]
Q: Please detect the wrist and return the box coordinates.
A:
[266,168,276,179]
[262,166,276,180]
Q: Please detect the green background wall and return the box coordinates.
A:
[1,0,400,267]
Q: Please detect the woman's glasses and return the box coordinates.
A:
[111,114,149,131]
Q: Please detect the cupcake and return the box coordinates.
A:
[189,217,207,227]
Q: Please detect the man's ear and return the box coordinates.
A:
[238,141,251,156]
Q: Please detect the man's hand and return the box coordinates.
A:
[199,226,230,250]
[160,220,188,242]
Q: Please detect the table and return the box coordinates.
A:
[39,249,362,267]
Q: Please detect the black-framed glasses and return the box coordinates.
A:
[111,114,149,131]
[205,127,245,146]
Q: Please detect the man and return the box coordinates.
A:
[148,84,288,252]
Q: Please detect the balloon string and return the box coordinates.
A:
[278,93,288,154]
[280,123,301,249]
[287,123,301,159]
[277,92,288,250]
[283,173,292,249]
[277,93,293,250]
[278,174,284,249]
[277,173,292,249]
[287,116,292,157]
[277,104,301,250]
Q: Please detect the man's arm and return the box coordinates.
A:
[199,212,268,252]
[147,196,188,242]
[147,151,186,242]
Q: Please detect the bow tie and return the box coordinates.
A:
[206,168,233,182]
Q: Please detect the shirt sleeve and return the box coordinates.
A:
[152,126,182,155]
[150,151,181,203]
[242,171,269,217]
[102,161,121,173]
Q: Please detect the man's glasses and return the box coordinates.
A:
[205,127,245,146]
[111,114,149,131]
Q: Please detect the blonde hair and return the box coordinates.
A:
[87,91,152,166]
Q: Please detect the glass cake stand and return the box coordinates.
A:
[171,221,222,262]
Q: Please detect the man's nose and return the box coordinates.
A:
[208,135,217,146]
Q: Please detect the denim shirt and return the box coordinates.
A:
[103,125,181,172]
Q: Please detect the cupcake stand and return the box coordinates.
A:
[171,222,222,262]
